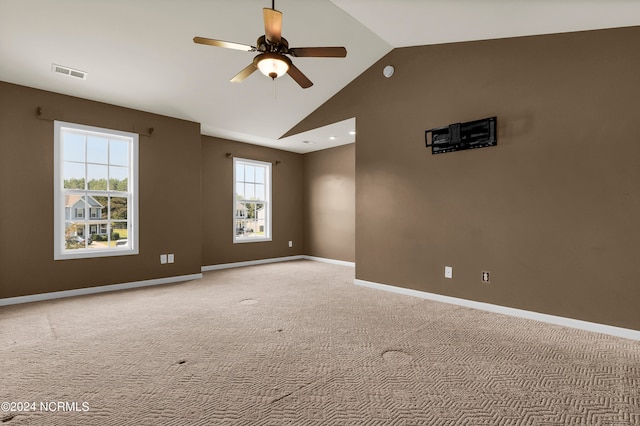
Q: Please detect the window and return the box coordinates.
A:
[233,158,271,243]
[54,121,138,259]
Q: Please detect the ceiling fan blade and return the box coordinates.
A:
[230,62,258,83]
[287,63,313,89]
[193,37,255,52]
[289,47,347,58]
[263,8,282,44]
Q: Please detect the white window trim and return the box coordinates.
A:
[54,121,139,260]
[233,157,272,244]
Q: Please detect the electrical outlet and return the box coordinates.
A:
[482,271,490,283]
[160,254,167,264]
[168,254,175,264]
[288,241,293,248]
[444,266,453,279]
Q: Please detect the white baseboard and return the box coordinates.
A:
[2,255,350,306]
[301,256,355,268]
[0,273,203,307]
[201,255,355,272]
[354,279,640,341]
[202,255,305,271]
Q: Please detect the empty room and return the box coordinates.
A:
[1,1,639,424]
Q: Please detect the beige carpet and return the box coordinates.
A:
[1,260,639,425]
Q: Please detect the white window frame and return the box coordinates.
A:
[233,157,272,243]
[54,121,139,260]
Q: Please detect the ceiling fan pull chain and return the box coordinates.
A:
[272,78,277,99]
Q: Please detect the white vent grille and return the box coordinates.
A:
[51,64,87,80]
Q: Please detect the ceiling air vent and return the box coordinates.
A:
[51,64,87,80]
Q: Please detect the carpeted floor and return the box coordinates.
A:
[1,260,639,425]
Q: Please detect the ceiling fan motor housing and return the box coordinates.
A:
[257,35,289,54]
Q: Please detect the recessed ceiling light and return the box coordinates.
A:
[302,140,316,145]
[329,136,336,140]
[349,131,356,135]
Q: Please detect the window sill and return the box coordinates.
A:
[54,247,138,260]
[233,237,272,244]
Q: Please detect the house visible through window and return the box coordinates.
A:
[54,121,138,260]
[233,157,271,243]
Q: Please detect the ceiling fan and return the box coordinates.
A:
[193,0,347,89]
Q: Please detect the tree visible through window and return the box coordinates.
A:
[54,121,138,259]
[233,158,271,243]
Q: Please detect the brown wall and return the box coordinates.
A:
[201,136,304,266]
[0,82,336,299]
[0,82,202,298]
[303,144,355,262]
[285,26,640,330]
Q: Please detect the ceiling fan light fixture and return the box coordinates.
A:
[256,53,290,79]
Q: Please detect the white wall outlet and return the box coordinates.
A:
[160,254,167,264]
[482,271,490,283]
[168,254,175,264]
[288,241,293,248]
[445,266,453,279]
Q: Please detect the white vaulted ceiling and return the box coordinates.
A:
[1,0,639,153]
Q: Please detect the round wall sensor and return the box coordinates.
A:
[383,65,395,78]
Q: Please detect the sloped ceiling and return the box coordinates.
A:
[1,1,638,153]
[331,0,640,48]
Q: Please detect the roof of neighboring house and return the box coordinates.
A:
[65,194,104,208]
